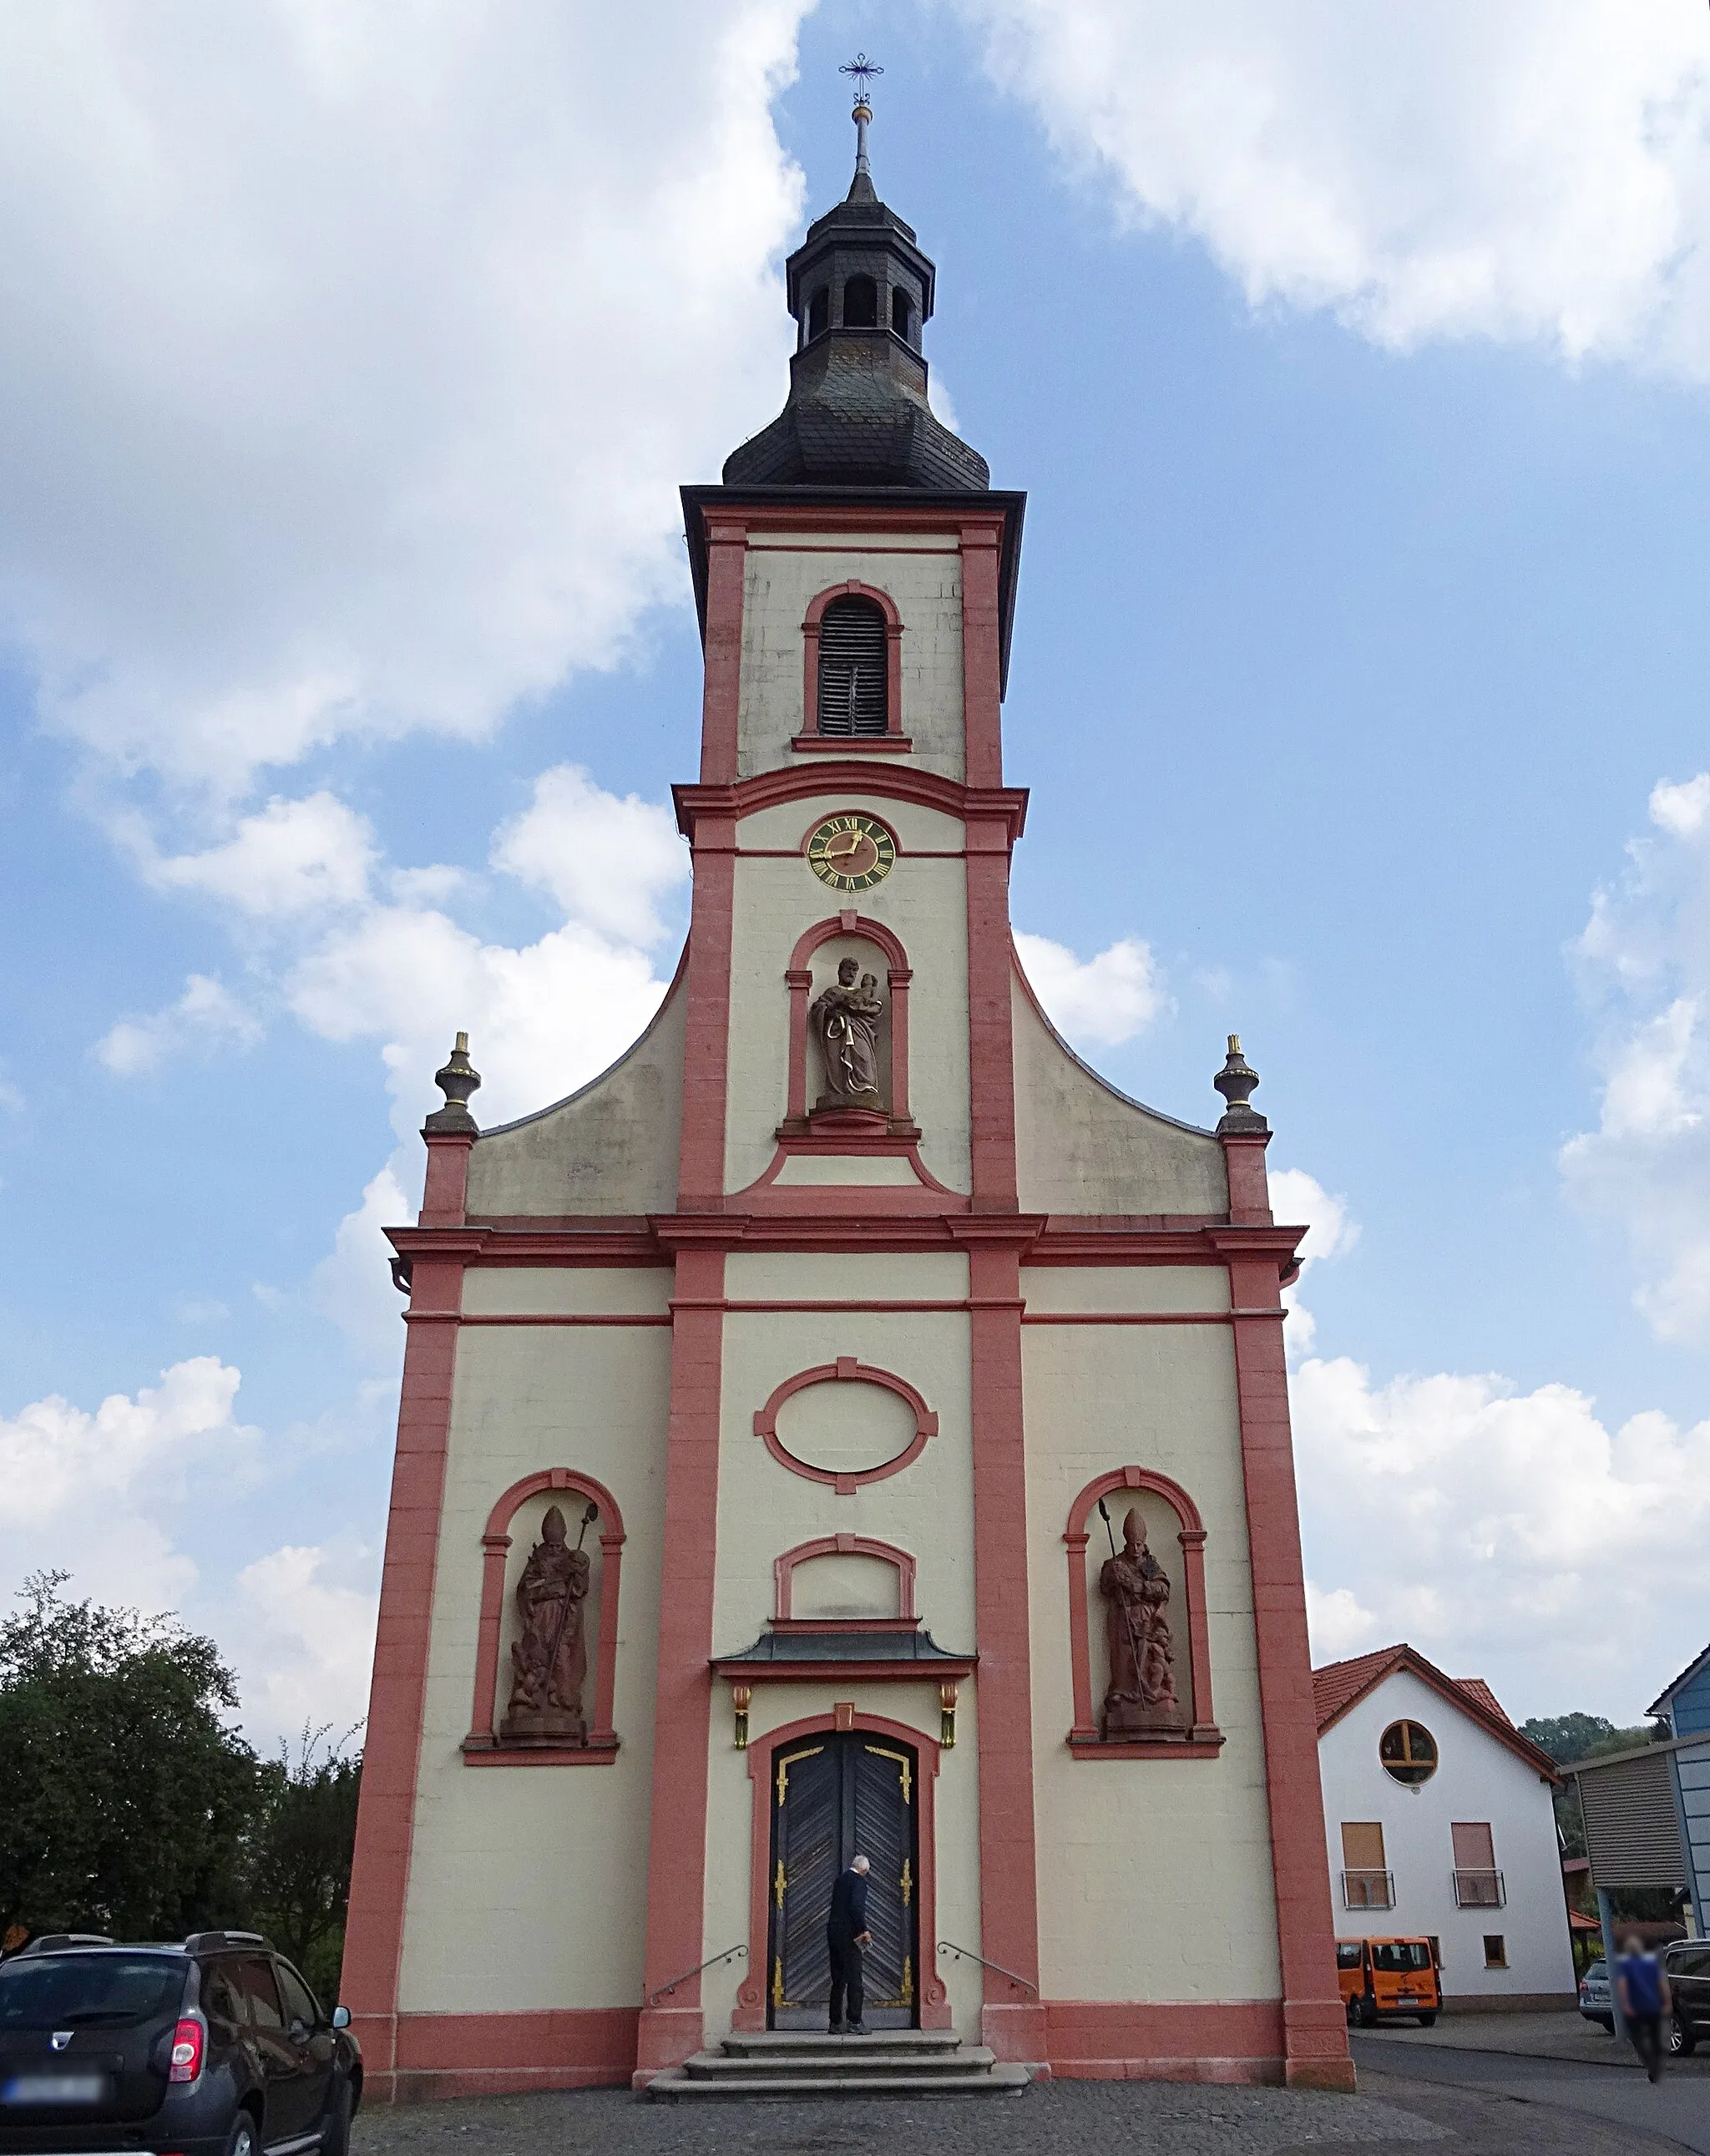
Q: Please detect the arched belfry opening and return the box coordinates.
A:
[842,273,878,328]
[816,596,888,736]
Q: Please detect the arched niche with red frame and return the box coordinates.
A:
[463,1467,626,1763]
[732,1708,950,2031]
[782,910,915,1136]
[754,1356,938,1496]
[1063,1465,1223,1759]
[773,1533,918,1622]
[794,579,908,751]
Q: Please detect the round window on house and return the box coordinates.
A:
[1379,1719,1438,1785]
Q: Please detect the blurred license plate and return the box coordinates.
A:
[3,2073,109,2104]
[1396,1995,1419,2005]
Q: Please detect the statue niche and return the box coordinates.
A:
[1099,1506,1186,1739]
[501,1501,598,1745]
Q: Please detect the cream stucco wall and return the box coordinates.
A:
[726,797,970,1194]
[1012,973,1228,1218]
[395,1300,671,2013]
[464,966,686,1217]
[1022,1312,1282,2004]
[737,538,965,780]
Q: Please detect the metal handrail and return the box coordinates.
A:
[937,1939,1039,1997]
[645,1943,747,2008]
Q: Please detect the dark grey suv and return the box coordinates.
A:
[1664,1939,1709,2056]
[0,1931,361,2156]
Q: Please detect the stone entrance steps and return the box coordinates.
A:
[645,2028,1031,2101]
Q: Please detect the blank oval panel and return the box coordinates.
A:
[773,1377,918,1477]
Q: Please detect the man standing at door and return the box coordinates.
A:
[827,1852,872,2035]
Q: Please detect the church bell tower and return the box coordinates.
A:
[342,79,1351,2103]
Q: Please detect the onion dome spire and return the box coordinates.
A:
[721,60,989,491]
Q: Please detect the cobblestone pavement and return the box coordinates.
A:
[354,2078,1443,2156]
[352,2063,1691,2156]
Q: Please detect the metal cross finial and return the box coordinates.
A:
[841,53,882,185]
[839,52,883,110]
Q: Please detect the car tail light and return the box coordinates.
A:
[168,2018,205,2083]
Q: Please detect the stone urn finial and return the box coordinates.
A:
[1213,1033,1267,1135]
[425,1030,482,1135]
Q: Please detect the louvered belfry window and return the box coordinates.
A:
[817,596,888,736]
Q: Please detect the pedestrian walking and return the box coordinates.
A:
[1616,1933,1672,2083]
[827,1853,872,2035]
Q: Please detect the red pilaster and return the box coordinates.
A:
[698,520,747,783]
[634,1245,726,2082]
[676,818,736,1207]
[959,519,1005,788]
[959,1232,1046,2060]
[1214,1129,1352,2092]
[965,819,1019,1210]
[342,1240,466,2096]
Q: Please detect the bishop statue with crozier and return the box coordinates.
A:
[502,1501,597,1745]
[1100,1506,1183,1738]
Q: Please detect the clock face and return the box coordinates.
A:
[806,813,896,892]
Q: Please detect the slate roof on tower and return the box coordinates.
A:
[722,99,989,491]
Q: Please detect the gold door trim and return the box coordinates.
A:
[863,1744,913,1804]
[777,1744,824,1804]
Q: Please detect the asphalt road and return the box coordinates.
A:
[1353,2030,1710,2153]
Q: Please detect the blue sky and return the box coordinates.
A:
[4,0,1710,1738]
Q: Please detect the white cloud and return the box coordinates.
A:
[1015,929,1170,1046]
[1268,1164,1358,1356]
[1562,773,1710,1341]
[0,1357,261,1617]
[311,1164,411,1366]
[142,792,377,916]
[959,2,1710,375]
[493,762,687,945]
[0,1,812,792]
[1305,1581,1380,1665]
[96,972,263,1075]
[232,1543,378,1743]
[289,906,671,1136]
[1293,1354,1710,1715]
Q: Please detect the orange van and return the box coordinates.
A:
[1337,1936,1440,2026]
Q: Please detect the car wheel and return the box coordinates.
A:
[1417,2014,1437,2028]
[1668,2013,1697,2057]
[320,2077,354,2156]
[1357,1997,1377,2029]
[226,2111,259,2156]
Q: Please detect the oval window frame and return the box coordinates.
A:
[753,1357,938,1496]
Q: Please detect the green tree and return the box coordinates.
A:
[0,1572,259,1940]
[246,1728,362,2003]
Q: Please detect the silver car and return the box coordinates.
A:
[1579,1958,1613,2031]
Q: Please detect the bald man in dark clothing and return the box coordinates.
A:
[827,1854,871,2034]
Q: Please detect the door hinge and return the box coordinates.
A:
[899,1857,913,1908]
[774,1860,787,1909]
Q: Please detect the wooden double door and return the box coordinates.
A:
[767,1731,919,2030]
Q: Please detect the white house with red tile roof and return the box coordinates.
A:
[1314,1645,1576,2009]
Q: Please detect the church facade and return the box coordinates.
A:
[342,114,1353,2098]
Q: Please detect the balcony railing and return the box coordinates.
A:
[1453,1868,1505,1908]
[1340,1868,1395,1910]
